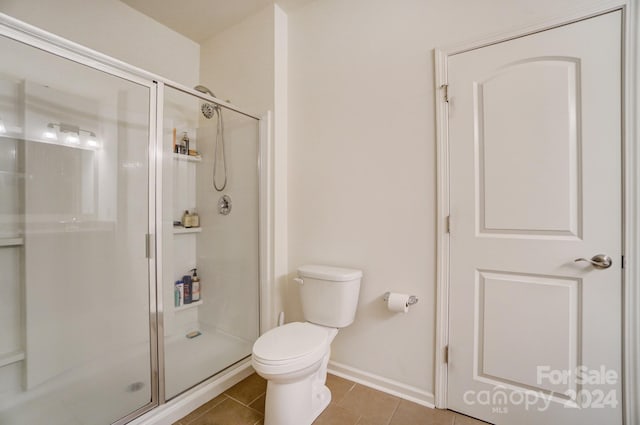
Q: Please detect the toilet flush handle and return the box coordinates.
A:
[294,277,304,285]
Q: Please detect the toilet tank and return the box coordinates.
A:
[297,265,362,328]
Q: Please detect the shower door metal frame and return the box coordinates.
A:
[155,80,166,405]
[0,12,161,425]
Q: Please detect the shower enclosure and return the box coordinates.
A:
[0,15,261,425]
[161,86,259,400]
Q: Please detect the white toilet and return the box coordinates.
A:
[252,265,362,425]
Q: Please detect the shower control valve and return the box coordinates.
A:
[218,194,232,215]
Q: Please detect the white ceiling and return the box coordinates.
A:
[121,0,312,43]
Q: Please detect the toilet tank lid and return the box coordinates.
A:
[297,265,363,282]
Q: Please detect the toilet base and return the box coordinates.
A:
[261,352,332,425]
[264,380,330,425]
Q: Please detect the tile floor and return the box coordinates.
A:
[173,373,490,425]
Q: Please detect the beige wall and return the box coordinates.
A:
[286,0,611,399]
[0,0,200,86]
[199,6,275,115]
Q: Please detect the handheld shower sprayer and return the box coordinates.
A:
[193,85,227,191]
[194,85,216,98]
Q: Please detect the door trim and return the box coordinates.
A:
[433,3,638,425]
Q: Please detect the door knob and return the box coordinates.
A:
[574,254,613,269]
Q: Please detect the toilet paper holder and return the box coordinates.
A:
[383,292,418,306]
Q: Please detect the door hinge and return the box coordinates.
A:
[441,84,449,103]
[445,216,451,233]
[145,234,154,259]
[444,345,449,364]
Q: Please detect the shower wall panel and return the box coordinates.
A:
[196,113,259,341]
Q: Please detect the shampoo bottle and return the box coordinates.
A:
[175,280,184,307]
[191,268,200,302]
[183,274,192,304]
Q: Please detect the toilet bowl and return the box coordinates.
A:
[252,265,362,425]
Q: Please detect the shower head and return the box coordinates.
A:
[194,85,218,119]
[201,103,216,119]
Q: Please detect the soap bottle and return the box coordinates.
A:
[191,268,201,302]
[183,274,192,304]
[182,210,192,228]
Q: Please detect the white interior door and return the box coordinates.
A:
[447,11,622,425]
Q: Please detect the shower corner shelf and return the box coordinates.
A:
[174,300,203,312]
[0,237,24,247]
[0,350,25,368]
[173,227,202,235]
[173,153,202,163]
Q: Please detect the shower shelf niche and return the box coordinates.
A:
[173,153,201,162]
[0,237,24,247]
[0,350,25,368]
[173,227,202,235]
[174,300,203,312]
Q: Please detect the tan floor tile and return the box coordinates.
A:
[179,394,227,424]
[326,374,356,404]
[337,384,400,425]
[389,400,455,425]
[249,393,266,414]
[453,412,492,424]
[174,374,490,425]
[356,417,384,425]
[189,397,263,425]
[313,403,360,425]
[224,373,267,405]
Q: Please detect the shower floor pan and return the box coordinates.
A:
[164,325,253,400]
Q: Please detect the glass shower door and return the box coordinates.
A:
[0,34,155,424]
[162,86,260,399]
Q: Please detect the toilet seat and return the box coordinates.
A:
[252,322,331,374]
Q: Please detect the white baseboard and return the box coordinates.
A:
[129,360,254,425]
[328,361,435,408]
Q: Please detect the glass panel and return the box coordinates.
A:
[0,35,153,424]
[162,86,259,399]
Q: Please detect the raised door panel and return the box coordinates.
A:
[477,59,581,238]
[477,271,580,396]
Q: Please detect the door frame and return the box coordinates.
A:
[433,2,638,424]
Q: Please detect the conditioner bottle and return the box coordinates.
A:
[191,268,201,302]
